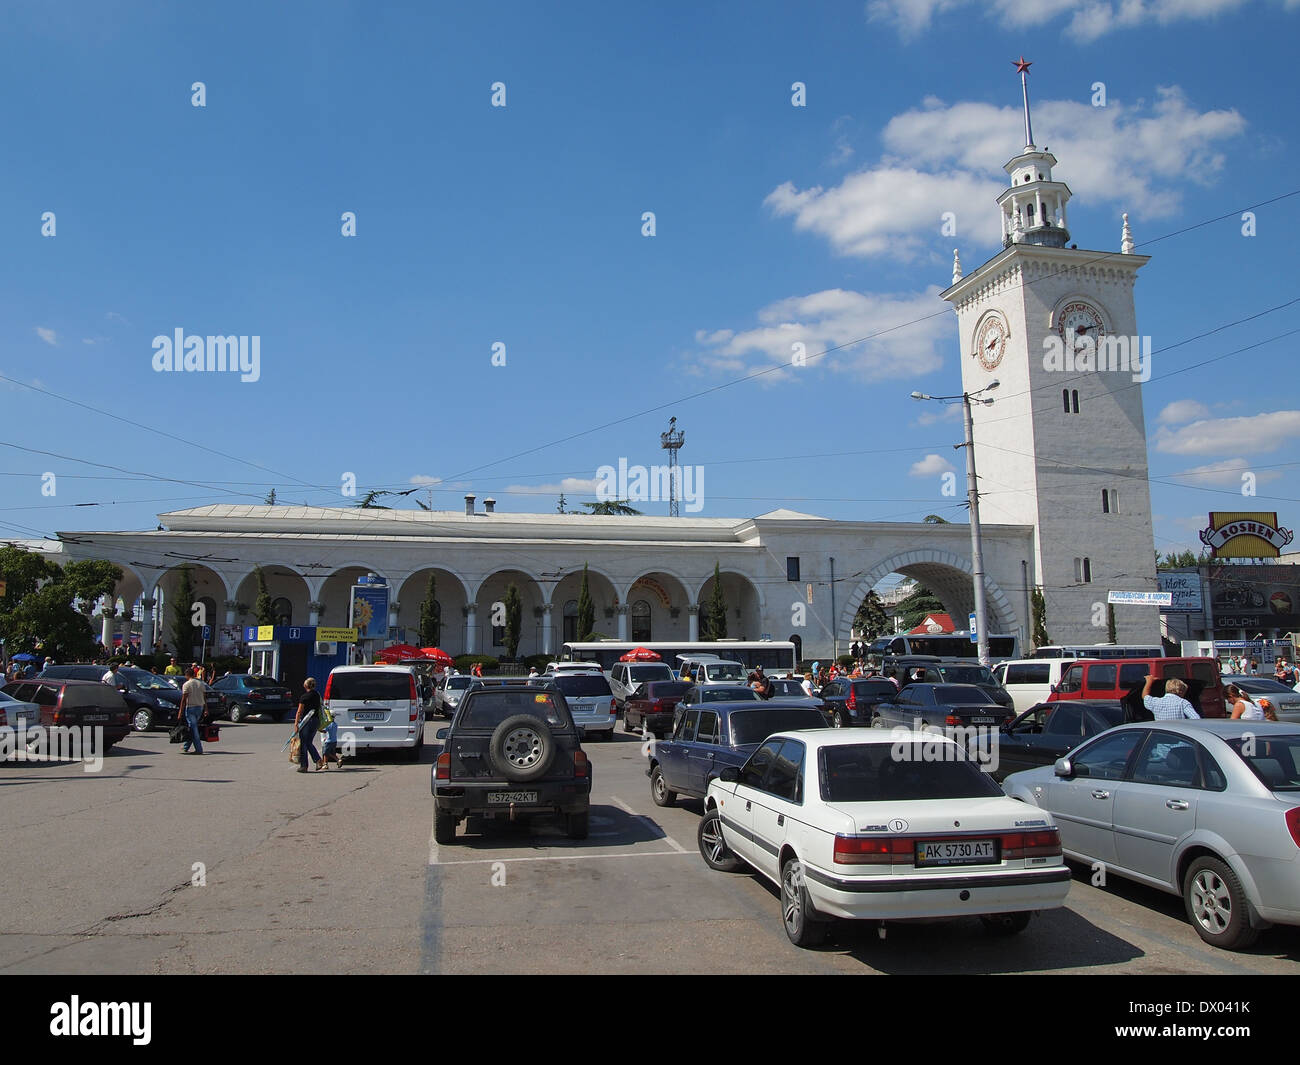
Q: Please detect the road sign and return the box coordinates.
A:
[968,612,977,642]
[202,625,212,640]
[1107,590,1172,607]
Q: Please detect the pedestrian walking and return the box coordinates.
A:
[165,656,183,677]
[178,665,207,754]
[1226,683,1263,721]
[295,677,323,773]
[319,688,342,768]
[1141,675,1200,720]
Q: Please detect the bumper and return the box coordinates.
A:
[433,779,591,817]
[574,717,617,735]
[643,712,676,733]
[803,863,1072,921]
[338,722,422,748]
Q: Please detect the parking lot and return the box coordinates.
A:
[3,721,1299,975]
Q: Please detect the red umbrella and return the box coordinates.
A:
[420,647,454,666]
[619,647,661,662]
[376,643,423,663]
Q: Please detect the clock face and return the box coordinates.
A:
[1057,301,1105,347]
[974,314,1008,371]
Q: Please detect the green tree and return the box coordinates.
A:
[1031,587,1050,650]
[895,583,947,631]
[418,573,441,647]
[922,514,950,523]
[170,566,198,655]
[253,565,275,626]
[853,590,889,641]
[503,583,522,659]
[353,489,392,509]
[1158,549,1210,569]
[0,547,120,662]
[704,562,729,640]
[264,488,277,505]
[1106,602,1117,644]
[576,564,595,642]
[581,500,642,515]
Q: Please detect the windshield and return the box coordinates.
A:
[447,676,472,691]
[1240,679,1293,694]
[629,665,672,682]
[553,675,612,697]
[121,669,180,690]
[729,709,828,746]
[703,663,744,681]
[819,743,1004,801]
[1225,734,1300,791]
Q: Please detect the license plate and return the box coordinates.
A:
[82,714,109,723]
[969,717,995,725]
[353,711,387,721]
[915,839,998,867]
[487,791,539,804]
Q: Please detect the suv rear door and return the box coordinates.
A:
[326,668,419,745]
[553,673,615,734]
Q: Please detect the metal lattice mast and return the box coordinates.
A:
[660,416,684,517]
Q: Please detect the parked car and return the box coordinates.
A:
[546,671,617,741]
[622,680,691,738]
[1220,675,1300,722]
[323,664,425,761]
[991,659,1073,714]
[436,672,474,717]
[1003,720,1300,951]
[431,679,591,842]
[1048,656,1226,718]
[883,656,1014,711]
[209,674,295,723]
[993,700,1124,780]
[648,700,830,806]
[871,683,1013,732]
[766,677,810,699]
[699,730,1071,947]
[1,678,131,753]
[818,676,899,728]
[677,656,746,685]
[608,660,677,708]
[39,663,191,732]
[0,689,42,757]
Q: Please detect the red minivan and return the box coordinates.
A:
[1047,657,1226,718]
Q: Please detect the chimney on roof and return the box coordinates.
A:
[483,498,496,514]
[464,494,475,516]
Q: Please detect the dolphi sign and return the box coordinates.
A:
[1199,512,1293,559]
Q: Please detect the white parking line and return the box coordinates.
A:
[609,795,688,853]
[436,850,692,866]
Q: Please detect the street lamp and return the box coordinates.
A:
[911,378,999,666]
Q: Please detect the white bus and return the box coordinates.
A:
[866,632,1019,662]
[559,640,799,675]
[1029,644,1164,659]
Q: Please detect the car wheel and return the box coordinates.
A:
[131,707,154,732]
[566,811,589,839]
[433,805,456,845]
[489,714,556,782]
[869,715,887,729]
[623,713,637,733]
[831,710,845,729]
[1184,856,1260,951]
[229,703,246,724]
[980,911,1032,936]
[782,857,828,948]
[698,809,742,872]
[650,765,677,807]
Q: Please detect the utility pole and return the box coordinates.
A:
[660,416,684,517]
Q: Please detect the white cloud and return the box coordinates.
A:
[1155,411,1300,455]
[504,477,599,497]
[409,474,442,486]
[35,327,57,346]
[867,0,1257,40]
[1166,457,1281,489]
[914,403,964,426]
[909,453,957,476]
[1157,399,1211,424]
[693,286,952,384]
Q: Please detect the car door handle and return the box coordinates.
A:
[1091,789,1110,799]
[1166,799,1189,811]
[745,800,751,812]
[776,814,784,827]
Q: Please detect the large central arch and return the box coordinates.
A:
[840,548,1021,643]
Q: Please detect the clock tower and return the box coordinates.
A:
[941,58,1160,647]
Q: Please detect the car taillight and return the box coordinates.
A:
[609,698,617,717]
[1286,808,1300,848]
[945,714,961,727]
[651,698,662,711]
[435,752,451,779]
[323,675,333,700]
[410,676,418,701]
[573,750,589,778]
[834,835,911,864]
[0,709,6,727]
[847,689,856,711]
[1001,829,1061,859]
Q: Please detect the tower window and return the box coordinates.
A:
[1101,488,1118,514]
[1063,389,1070,413]
[1071,389,1080,414]
[1101,489,1109,514]
[786,557,800,582]
[1074,557,1093,583]
[1083,558,1092,583]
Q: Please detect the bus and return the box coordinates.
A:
[1030,644,1164,659]
[866,632,1019,662]
[559,640,799,675]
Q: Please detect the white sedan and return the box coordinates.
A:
[699,729,1072,946]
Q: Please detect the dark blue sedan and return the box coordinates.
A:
[647,700,830,807]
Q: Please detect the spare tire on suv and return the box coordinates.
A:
[489,714,557,782]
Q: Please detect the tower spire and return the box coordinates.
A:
[1014,56,1034,148]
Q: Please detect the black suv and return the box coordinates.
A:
[40,664,187,732]
[817,676,899,727]
[432,679,591,844]
[883,655,1014,711]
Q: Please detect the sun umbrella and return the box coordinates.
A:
[376,643,423,663]
[618,647,661,662]
[420,647,454,666]
[12,653,36,662]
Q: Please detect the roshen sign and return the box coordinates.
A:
[1199,512,1294,559]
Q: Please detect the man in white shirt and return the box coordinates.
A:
[1141,675,1200,720]
[178,666,208,754]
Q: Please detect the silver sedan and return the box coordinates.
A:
[1003,720,1300,951]
[1221,674,1300,722]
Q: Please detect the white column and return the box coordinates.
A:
[465,603,478,654]
[616,604,629,641]
[688,604,700,642]
[141,598,157,653]
[541,604,553,655]
[1034,190,1043,227]
[389,600,400,639]
[100,608,115,651]
[224,599,238,625]
[308,601,322,626]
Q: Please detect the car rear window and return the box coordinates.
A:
[328,672,412,701]
[938,666,995,685]
[852,680,898,697]
[61,685,127,710]
[462,690,569,730]
[553,675,612,697]
[700,686,759,702]
[628,665,672,682]
[646,681,690,699]
[932,685,996,704]
[819,743,1003,801]
[446,676,472,690]
[1224,734,1300,791]
[729,708,828,746]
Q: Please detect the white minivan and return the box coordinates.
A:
[677,655,747,685]
[323,664,425,760]
[608,660,676,707]
[990,659,1072,713]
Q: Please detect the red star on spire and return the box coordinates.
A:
[1014,56,1032,74]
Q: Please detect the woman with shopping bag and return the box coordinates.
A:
[293,677,324,774]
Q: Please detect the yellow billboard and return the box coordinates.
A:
[315,627,358,643]
[1200,512,1294,558]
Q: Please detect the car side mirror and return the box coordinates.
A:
[718,766,741,783]
[435,728,448,740]
[1049,684,1058,693]
[1053,756,1073,779]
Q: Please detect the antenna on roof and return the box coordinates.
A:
[660,416,685,518]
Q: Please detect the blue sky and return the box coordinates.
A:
[1,0,1297,562]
